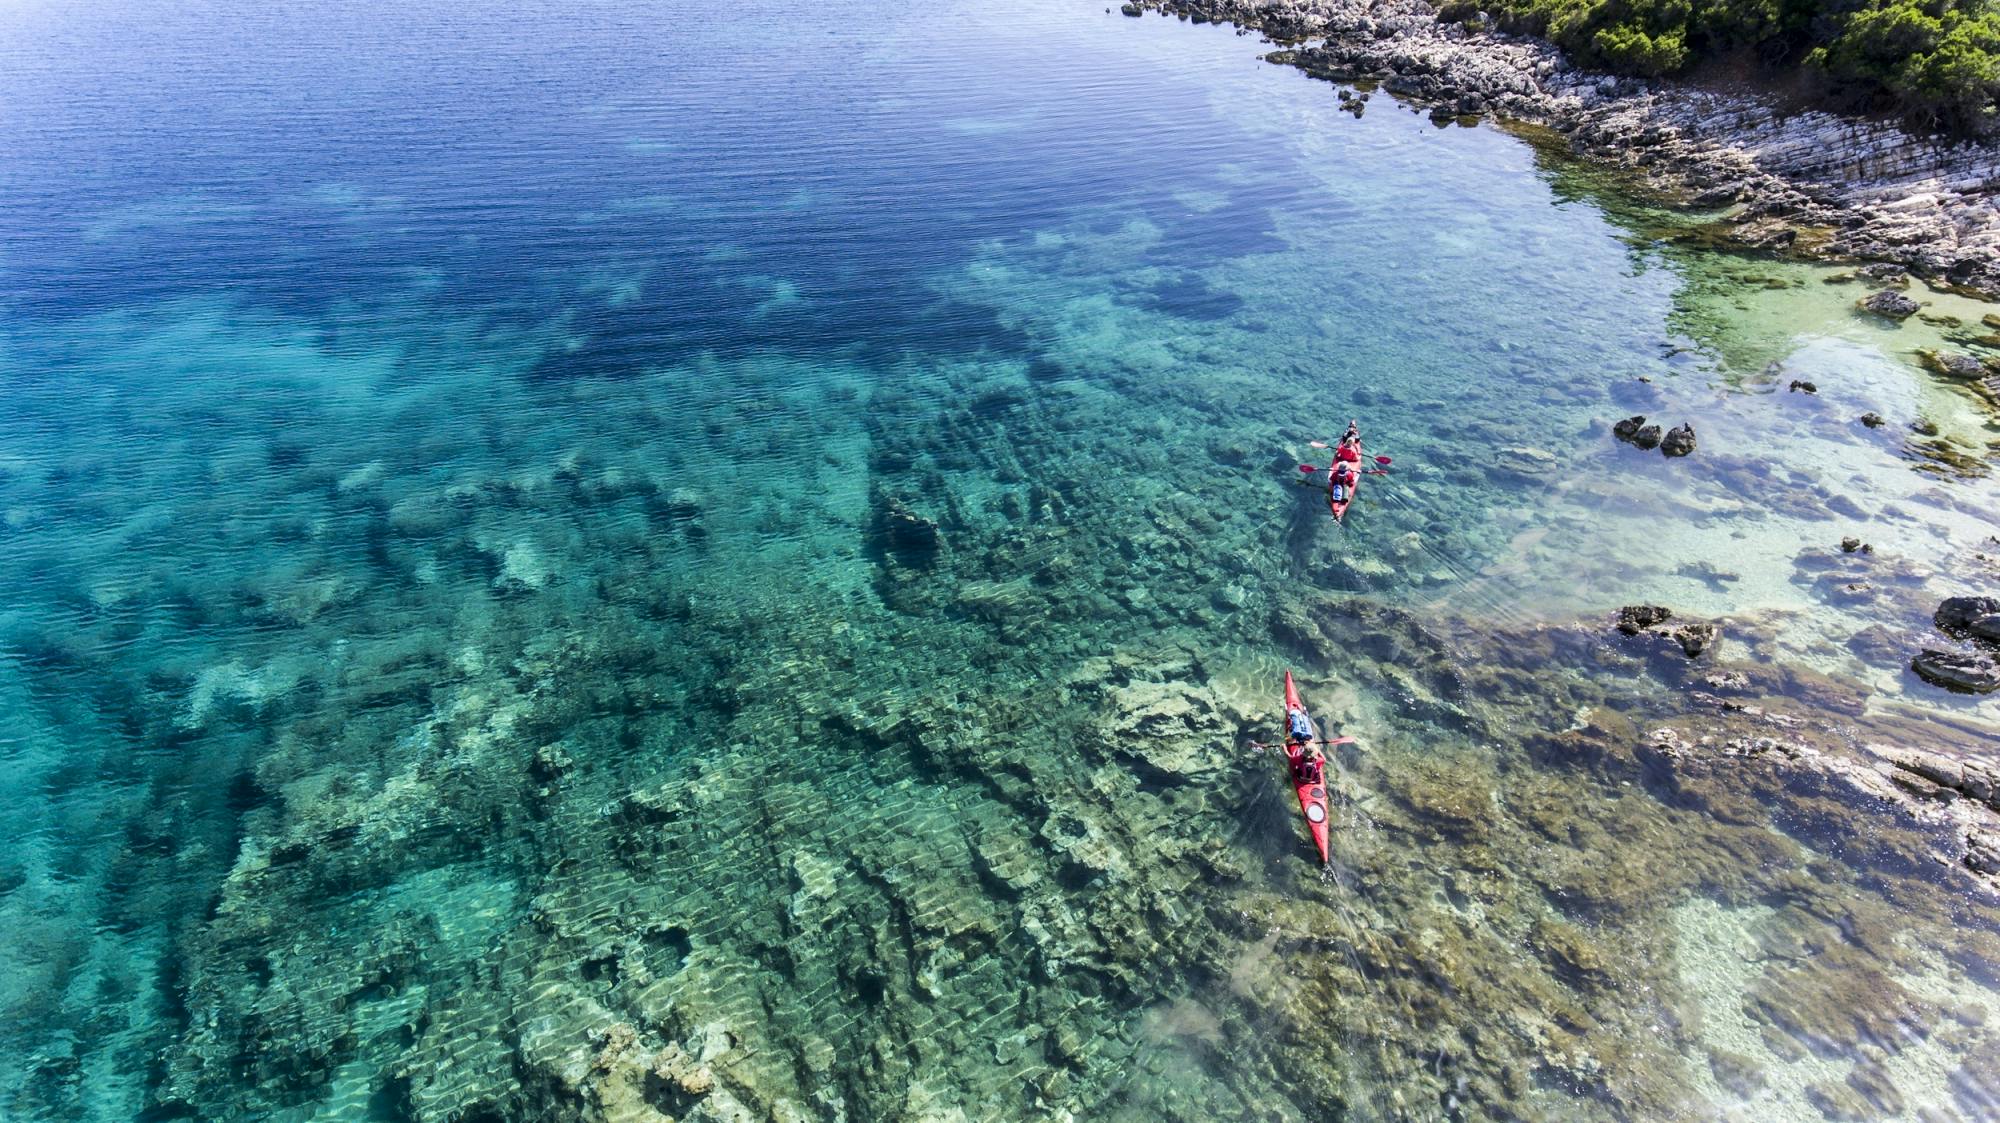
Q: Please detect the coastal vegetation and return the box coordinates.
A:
[1441,0,2000,133]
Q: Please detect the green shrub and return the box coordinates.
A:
[1591,22,1691,73]
[1442,0,2000,134]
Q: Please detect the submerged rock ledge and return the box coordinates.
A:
[1125,0,2000,297]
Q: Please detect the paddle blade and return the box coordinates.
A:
[1374,455,1392,465]
[1309,441,1329,449]
[1298,464,1321,473]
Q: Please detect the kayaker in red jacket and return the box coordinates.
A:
[1333,424,1362,466]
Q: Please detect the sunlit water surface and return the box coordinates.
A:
[2,1,1999,1120]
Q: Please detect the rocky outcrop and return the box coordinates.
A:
[1125,0,2000,296]
[1859,290,1921,320]
[1937,596,2000,645]
[1612,415,1664,449]
[1894,751,2000,813]
[1910,595,2000,693]
[1616,605,1716,657]
[1912,649,2000,694]
[1612,415,1693,455]
[1616,605,1672,634]
[1919,349,1992,380]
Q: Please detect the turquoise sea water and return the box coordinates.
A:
[4,0,2000,1119]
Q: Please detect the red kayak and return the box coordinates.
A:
[1326,429,1361,522]
[1282,670,1332,864]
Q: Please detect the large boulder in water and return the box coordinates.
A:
[1935,596,2000,646]
[1919,349,1989,380]
[1671,621,1717,657]
[1859,290,1920,320]
[1660,423,1697,457]
[1616,605,1717,658]
[1617,605,1672,634]
[1912,648,2000,694]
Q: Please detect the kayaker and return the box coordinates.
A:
[1327,459,1358,504]
[1327,423,1363,498]
[1333,425,1362,468]
[1291,743,1326,785]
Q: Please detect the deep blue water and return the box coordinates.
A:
[3,0,1999,1120]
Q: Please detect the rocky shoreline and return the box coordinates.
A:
[1122,0,2000,298]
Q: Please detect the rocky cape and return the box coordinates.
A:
[1123,0,2000,297]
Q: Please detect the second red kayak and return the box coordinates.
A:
[1282,670,1332,864]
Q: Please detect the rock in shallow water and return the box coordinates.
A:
[1919,349,1989,380]
[1617,605,1672,634]
[1935,596,2000,645]
[1859,290,1920,319]
[1911,648,2000,693]
[1671,621,1717,657]
[1616,604,1718,657]
[1660,423,1696,457]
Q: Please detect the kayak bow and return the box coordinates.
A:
[1282,670,1332,864]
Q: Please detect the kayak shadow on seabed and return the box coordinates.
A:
[1280,467,1388,597]
[1238,740,1421,1116]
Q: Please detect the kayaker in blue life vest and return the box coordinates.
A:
[1328,460,1358,504]
[1285,709,1326,782]
[1286,708,1313,745]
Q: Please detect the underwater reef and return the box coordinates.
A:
[0,318,1969,1121]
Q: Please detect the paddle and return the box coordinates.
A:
[1297,458,1392,474]
[1246,736,1359,751]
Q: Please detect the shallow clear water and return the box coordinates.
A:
[3,0,2000,1120]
